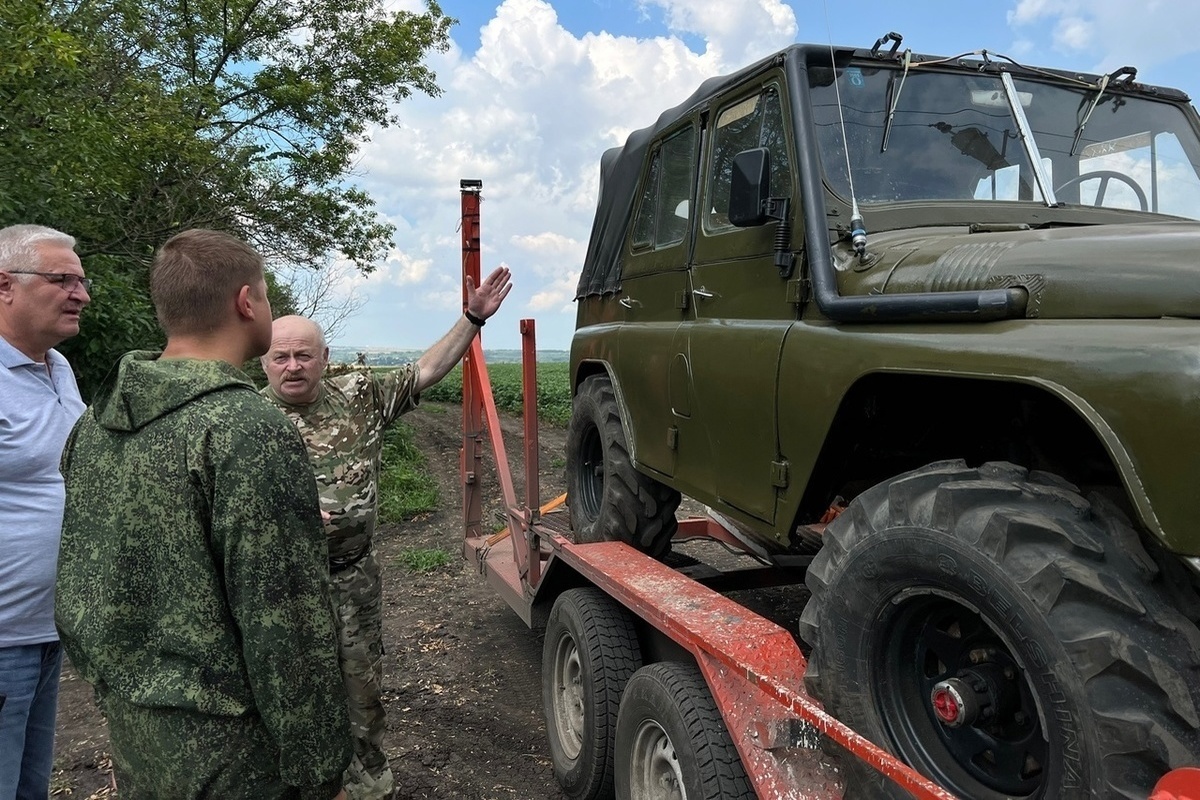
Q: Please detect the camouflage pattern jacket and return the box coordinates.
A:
[56,352,351,799]
[263,366,420,567]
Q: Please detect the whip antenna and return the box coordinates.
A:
[823,0,869,260]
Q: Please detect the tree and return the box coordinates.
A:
[276,257,366,345]
[0,0,452,397]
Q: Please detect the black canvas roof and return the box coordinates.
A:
[574,46,792,298]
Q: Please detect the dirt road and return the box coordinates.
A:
[53,402,571,799]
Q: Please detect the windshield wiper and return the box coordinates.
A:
[1070,66,1137,156]
[880,49,912,152]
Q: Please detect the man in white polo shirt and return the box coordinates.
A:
[0,224,90,800]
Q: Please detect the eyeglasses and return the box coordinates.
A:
[7,271,94,294]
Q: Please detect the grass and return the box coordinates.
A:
[396,547,452,573]
[378,361,570,522]
[422,361,572,425]
[378,420,440,523]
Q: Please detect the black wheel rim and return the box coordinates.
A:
[874,593,1048,797]
[575,423,604,517]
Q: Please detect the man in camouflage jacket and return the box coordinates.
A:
[262,266,512,799]
[56,230,352,799]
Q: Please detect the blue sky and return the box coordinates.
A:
[324,0,1200,354]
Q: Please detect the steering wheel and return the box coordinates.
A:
[1055,170,1148,211]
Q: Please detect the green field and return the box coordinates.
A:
[379,361,571,522]
[420,361,572,425]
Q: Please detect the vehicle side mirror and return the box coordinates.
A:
[729,148,771,227]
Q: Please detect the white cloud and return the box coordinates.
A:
[510,231,581,257]
[341,0,805,348]
[639,0,797,64]
[1007,0,1200,74]
[375,249,433,286]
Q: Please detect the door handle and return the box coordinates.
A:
[618,296,641,308]
[692,286,715,299]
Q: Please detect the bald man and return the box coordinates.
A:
[262,266,511,800]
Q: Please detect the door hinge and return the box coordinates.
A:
[787,278,811,305]
[771,459,789,488]
[675,290,690,310]
[667,426,679,451]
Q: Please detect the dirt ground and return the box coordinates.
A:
[53,402,574,799]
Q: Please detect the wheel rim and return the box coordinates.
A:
[875,592,1047,797]
[574,422,604,518]
[551,632,585,761]
[628,719,686,800]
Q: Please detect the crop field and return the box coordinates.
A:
[419,361,572,425]
[379,361,571,523]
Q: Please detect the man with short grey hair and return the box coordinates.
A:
[0,224,91,800]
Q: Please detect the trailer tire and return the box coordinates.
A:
[543,588,642,800]
[614,662,752,800]
[799,460,1200,799]
[566,374,679,558]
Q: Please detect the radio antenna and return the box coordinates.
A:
[823,0,868,260]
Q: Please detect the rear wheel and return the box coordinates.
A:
[614,662,752,800]
[566,374,679,558]
[799,460,1200,798]
[543,588,642,800]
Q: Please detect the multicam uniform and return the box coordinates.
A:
[265,365,421,800]
[56,352,351,800]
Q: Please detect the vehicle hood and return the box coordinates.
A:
[842,221,1200,318]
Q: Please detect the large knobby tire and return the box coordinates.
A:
[799,460,1200,799]
[566,374,680,558]
[543,588,642,800]
[614,662,753,800]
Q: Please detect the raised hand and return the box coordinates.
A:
[466,266,513,321]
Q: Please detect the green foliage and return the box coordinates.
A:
[423,362,572,425]
[378,421,440,522]
[1,0,452,398]
[395,547,451,573]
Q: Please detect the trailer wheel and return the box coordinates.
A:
[614,662,752,800]
[799,460,1200,799]
[543,588,642,800]
[566,374,680,558]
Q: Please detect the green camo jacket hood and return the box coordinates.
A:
[93,351,256,432]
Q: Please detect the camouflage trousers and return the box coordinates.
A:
[99,692,323,799]
[331,546,395,800]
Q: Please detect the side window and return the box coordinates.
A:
[706,86,792,232]
[631,126,696,251]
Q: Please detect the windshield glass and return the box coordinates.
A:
[809,63,1200,219]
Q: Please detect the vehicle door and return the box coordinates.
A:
[678,79,797,522]
[615,122,699,479]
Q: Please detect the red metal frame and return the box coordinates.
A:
[454,179,1200,800]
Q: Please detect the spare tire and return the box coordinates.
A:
[799,460,1200,799]
[566,374,679,558]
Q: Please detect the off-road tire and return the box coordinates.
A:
[799,460,1200,799]
[566,374,680,558]
[614,662,753,800]
[543,588,642,800]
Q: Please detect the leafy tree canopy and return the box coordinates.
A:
[0,0,451,397]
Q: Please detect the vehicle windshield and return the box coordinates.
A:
[809,62,1200,219]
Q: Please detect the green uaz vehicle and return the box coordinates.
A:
[566,36,1200,798]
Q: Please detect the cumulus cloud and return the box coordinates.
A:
[375,249,433,286]
[338,0,802,348]
[1007,0,1200,74]
[638,0,797,64]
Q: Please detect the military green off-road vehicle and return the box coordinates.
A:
[566,36,1200,798]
